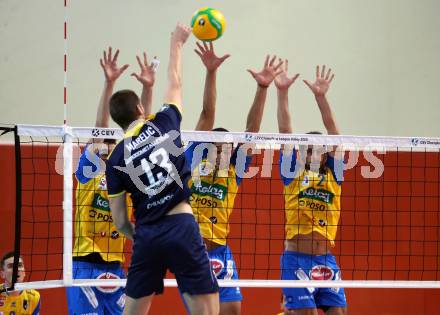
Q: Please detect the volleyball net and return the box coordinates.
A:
[1,124,440,291]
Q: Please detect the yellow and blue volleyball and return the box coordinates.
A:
[191,7,226,41]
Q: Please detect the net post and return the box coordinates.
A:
[62,126,73,287]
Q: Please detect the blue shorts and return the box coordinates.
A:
[208,245,242,303]
[281,251,347,310]
[126,213,219,298]
[66,260,126,315]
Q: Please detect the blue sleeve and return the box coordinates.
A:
[326,154,344,185]
[185,141,213,170]
[155,103,182,132]
[231,145,253,186]
[75,145,101,184]
[105,156,125,197]
[279,148,297,186]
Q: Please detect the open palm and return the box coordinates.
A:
[194,41,230,72]
[100,47,129,83]
[248,55,284,87]
[303,65,334,96]
[131,52,157,87]
[274,59,300,90]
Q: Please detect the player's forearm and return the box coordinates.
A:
[141,84,153,117]
[117,221,134,241]
[315,95,340,135]
[195,70,216,131]
[95,81,115,128]
[164,42,183,105]
[245,86,267,132]
[277,89,293,134]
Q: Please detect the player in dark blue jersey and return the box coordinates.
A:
[105,23,219,315]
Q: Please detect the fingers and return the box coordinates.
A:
[269,55,276,67]
[220,54,231,62]
[285,59,288,71]
[303,79,313,90]
[321,65,326,78]
[194,49,203,58]
[292,73,300,82]
[131,73,140,80]
[264,55,270,68]
[99,58,105,69]
[274,58,284,71]
[275,69,284,77]
[196,42,205,53]
[136,55,143,69]
[103,50,107,64]
[202,41,209,52]
[120,64,129,73]
[143,52,148,66]
[316,65,319,79]
[247,69,257,78]
[329,73,335,83]
[112,49,120,63]
[209,41,214,52]
[108,47,113,63]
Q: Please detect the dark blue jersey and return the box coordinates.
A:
[106,104,191,225]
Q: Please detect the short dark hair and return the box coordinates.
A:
[212,127,229,132]
[306,131,322,135]
[1,251,18,268]
[109,90,140,130]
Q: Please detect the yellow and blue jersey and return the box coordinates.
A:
[74,147,131,263]
[0,284,40,315]
[280,149,344,245]
[185,143,252,245]
[106,103,192,225]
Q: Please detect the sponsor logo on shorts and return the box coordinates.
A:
[209,216,218,224]
[96,272,121,293]
[310,265,334,280]
[210,259,224,277]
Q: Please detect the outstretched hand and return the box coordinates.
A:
[131,52,158,87]
[194,41,230,72]
[248,55,284,88]
[303,65,335,97]
[100,47,129,83]
[274,59,300,90]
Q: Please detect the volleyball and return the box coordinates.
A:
[190,7,226,41]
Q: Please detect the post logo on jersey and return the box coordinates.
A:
[192,182,227,201]
[92,194,110,212]
[298,187,334,204]
[309,265,334,280]
[96,272,120,293]
[210,259,224,277]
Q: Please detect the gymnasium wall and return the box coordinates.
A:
[1,143,439,314]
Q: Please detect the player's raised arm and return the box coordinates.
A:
[194,41,230,131]
[275,59,299,134]
[96,47,129,130]
[131,52,158,117]
[246,55,283,132]
[304,65,339,135]
[164,23,191,108]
